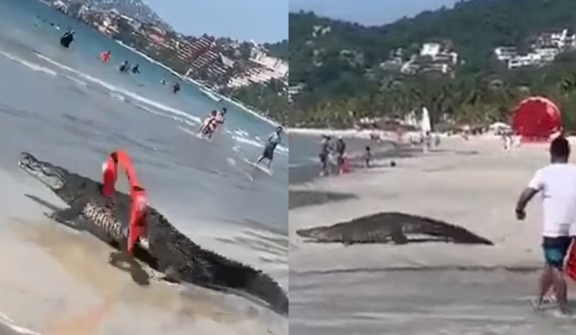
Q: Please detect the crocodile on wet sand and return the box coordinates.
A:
[18,152,288,315]
[296,212,494,246]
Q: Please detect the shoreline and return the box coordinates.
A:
[289,137,550,273]
[114,41,281,128]
[287,127,391,139]
[288,141,418,185]
[289,126,576,143]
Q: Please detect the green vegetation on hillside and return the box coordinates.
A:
[221,79,288,124]
[265,39,288,60]
[289,0,576,129]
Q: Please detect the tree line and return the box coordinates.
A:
[288,0,576,129]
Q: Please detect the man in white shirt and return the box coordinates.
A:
[515,136,576,314]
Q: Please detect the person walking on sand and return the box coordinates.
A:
[515,136,576,314]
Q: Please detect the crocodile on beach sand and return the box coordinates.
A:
[296,212,494,246]
[18,152,288,315]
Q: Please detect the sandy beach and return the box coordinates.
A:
[289,137,576,335]
[0,167,286,335]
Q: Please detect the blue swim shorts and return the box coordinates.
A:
[542,236,573,269]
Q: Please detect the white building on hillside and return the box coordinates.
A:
[507,53,541,69]
[420,43,442,57]
[534,48,559,62]
[538,29,575,49]
[494,47,517,61]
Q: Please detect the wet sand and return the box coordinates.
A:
[289,137,576,335]
[289,134,418,185]
[0,168,286,335]
[289,190,357,210]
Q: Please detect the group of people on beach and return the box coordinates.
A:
[516,135,576,314]
[318,136,365,176]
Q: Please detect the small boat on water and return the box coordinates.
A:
[199,87,222,102]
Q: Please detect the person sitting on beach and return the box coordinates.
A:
[255,126,283,169]
[335,137,346,174]
[515,136,576,314]
[364,146,371,168]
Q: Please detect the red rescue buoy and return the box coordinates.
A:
[101,150,148,255]
[341,157,352,174]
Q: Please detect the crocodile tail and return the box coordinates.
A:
[442,223,494,245]
[210,261,288,315]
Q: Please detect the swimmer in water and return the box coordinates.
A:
[59,29,75,48]
[119,60,129,73]
[209,108,226,136]
[131,64,140,74]
[172,82,180,93]
[255,126,283,169]
[100,50,111,63]
[197,110,218,137]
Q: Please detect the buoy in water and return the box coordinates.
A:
[341,157,352,174]
[100,51,111,63]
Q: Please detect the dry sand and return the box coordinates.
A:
[290,138,550,272]
[289,137,576,335]
[0,168,286,335]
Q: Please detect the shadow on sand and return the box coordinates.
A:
[24,193,151,286]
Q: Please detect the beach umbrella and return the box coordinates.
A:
[512,96,562,141]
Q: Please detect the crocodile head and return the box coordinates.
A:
[18,152,67,191]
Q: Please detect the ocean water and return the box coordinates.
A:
[0,0,287,333]
[288,133,402,184]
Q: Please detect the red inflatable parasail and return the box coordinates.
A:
[512,96,562,141]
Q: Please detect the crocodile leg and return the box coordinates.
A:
[390,224,408,244]
[162,264,182,283]
[154,245,182,283]
[44,195,91,229]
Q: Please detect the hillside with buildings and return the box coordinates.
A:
[288,0,576,128]
[46,0,288,122]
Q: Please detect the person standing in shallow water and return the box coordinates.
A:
[364,146,371,168]
[319,135,331,176]
[335,136,346,174]
[255,126,283,169]
[515,136,576,314]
